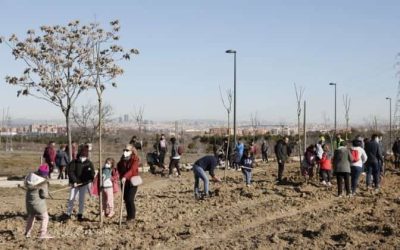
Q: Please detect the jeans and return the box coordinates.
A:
[242,169,252,185]
[320,169,332,183]
[123,182,138,220]
[193,165,209,195]
[67,184,89,215]
[350,166,363,194]
[169,158,181,176]
[366,162,380,188]
[277,161,285,181]
[336,172,350,196]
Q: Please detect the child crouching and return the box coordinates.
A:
[24,164,52,239]
[241,149,254,187]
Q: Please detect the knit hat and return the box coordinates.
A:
[38,164,49,177]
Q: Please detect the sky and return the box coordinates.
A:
[0,0,399,126]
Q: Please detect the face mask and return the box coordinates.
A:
[80,157,87,162]
[123,151,132,158]
[105,163,111,168]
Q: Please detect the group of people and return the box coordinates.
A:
[23,132,391,239]
[24,142,142,238]
[296,134,385,197]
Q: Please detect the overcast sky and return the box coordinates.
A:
[0,0,399,126]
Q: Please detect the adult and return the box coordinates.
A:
[192,154,223,199]
[333,141,353,197]
[233,140,244,170]
[117,144,140,222]
[364,134,383,191]
[56,144,69,179]
[350,139,367,195]
[392,137,400,169]
[43,141,56,178]
[156,134,168,169]
[261,139,269,163]
[168,137,181,178]
[65,147,95,221]
[274,137,290,182]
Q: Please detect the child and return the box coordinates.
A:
[240,149,254,187]
[24,164,53,239]
[319,144,333,186]
[302,145,317,181]
[101,158,119,217]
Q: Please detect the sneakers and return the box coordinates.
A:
[39,233,53,239]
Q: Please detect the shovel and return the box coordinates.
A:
[119,181,126,228]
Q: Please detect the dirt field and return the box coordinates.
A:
[0,159,399,249]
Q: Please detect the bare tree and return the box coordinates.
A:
[132,105,145,135]
[86,20,139,226]
[250,112,260,140]
[294,83,305,163]
[72,102,113,142]
[219,86,233,181]
[343,94,351,139]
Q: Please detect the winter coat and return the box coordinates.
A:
[24,173,48,215]
[319,152,332,171]
[117,155,140,180]
[365,140,383,165]
[56,149,69,167]
[350,146,367,168]
[43,146,56,164]
[68,159,95,185]
[333,147,353,173]
[274,140,289,162]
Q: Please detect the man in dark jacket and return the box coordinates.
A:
[274,137,290,182]
[193,154,222,199]
[392,137,400,169]
[65,147,95,221]
[364,134,383,191]
[261,139,269,162]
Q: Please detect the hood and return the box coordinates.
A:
[24,172,47,190]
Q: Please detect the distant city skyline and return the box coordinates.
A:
[0,0,399,125]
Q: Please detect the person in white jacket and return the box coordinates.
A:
[350,139,368,195]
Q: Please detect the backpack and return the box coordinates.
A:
[177,145,184,155]
[350,149,360,163]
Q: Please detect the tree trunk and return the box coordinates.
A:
[98,97,103,226]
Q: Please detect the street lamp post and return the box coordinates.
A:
[329,82,337,133]
[226,49,237,145]
[386,97,392,150]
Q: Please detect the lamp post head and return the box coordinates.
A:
[225,49,236,54]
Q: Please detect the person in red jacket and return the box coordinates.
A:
[319,144,332,186]
[43,141,56,178]
[117,144,140,222]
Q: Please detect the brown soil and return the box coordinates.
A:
[0,161,399,249]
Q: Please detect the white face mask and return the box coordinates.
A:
[123,151,132,158]
[105,163,111,168]
[80,157,87,162]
